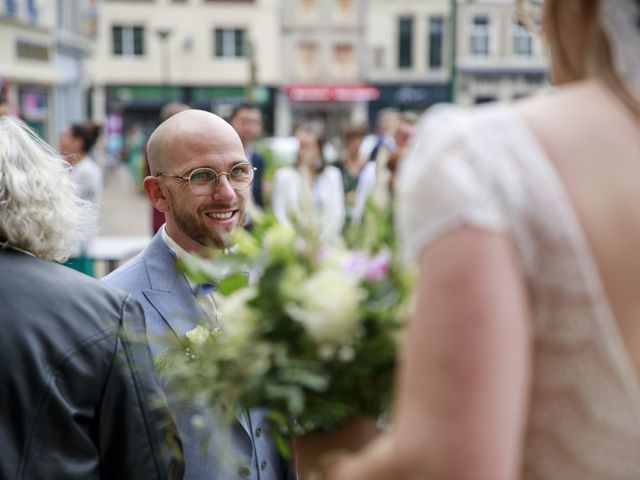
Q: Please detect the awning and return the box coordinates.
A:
[285,84,380,102]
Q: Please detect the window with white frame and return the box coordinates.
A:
[514,22,533,56]
[112,25,145,57]
[470,15,490,56]
[214,28,246,58]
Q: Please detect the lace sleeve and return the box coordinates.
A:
[396,105,510,262]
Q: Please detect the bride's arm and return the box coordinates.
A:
[329,227,532,480]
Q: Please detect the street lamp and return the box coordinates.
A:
[448,0,458,103]
[156,28,173,100]
[245,37,257,101]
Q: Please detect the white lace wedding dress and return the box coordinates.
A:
[396,103,640,479]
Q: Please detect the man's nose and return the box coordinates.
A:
[211,175,236,202]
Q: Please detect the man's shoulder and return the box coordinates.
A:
[102,254,148,292]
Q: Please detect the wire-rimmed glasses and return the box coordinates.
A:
[156,163,256,196]
[516,0,544,34]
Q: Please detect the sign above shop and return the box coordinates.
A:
[285,84,380,102]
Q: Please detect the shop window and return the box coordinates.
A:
[214,28,246,58]
[112,25,145,56]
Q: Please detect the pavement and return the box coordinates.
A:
[99,163,152,237]
[93,163,153,277]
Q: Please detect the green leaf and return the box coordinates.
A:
[217,272,250,295]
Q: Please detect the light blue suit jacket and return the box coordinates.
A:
[104,232,290,480]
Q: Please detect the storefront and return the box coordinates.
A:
[103,84,276,160]
[279,83,380,141]
[368,83,449,125]
[104,84,276,146]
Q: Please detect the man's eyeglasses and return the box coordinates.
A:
[516,0,544,35]
[156,163,256,196]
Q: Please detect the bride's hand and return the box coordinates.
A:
[292,418,380,479]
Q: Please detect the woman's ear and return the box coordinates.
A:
[143,176,169,213]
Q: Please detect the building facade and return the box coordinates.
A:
[1,0,94,142]
[91,0,281,154]
[365,0,451,123]
[276,0,371,138]
[453,0,547,105]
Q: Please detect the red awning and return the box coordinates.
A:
[285,84,380,102]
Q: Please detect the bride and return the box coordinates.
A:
[307,0,640,478]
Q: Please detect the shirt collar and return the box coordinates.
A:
[160,225,201,293]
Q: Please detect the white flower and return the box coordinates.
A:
[263,223,296,259]
[216,287,258,341]
[185,325,211,346]
[286,267,365,344]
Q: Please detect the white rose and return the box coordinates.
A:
[263,223,296,259]
[216,287,257,341]
[286,267,365,343]
[185,325,211,346]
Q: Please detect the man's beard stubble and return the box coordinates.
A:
[168,193,245,249]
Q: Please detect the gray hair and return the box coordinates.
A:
[0,116,95,261]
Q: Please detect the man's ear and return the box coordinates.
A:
[143,176,169,213]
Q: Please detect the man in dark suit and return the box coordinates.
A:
[0,115,182,480]
[229,102,265,208]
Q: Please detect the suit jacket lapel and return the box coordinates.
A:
[140,233,201,340]
[140,233,252,436]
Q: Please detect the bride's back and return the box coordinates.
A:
[517,80,640,381]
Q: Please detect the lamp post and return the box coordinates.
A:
[156,28,173,101]
[448,0,458,103]
[245,37,257,101]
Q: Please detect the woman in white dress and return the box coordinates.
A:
[271,125,345,242]
[59,122,103,275]
[310,0,640,478]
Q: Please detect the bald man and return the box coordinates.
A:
[104,110,290,480]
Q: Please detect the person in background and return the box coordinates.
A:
[228,102,266,209]
[0,93,9,117]
[352,111,418,223]
[151,101,191,233]
[308,0,640,478]
[104,109,290,480]
[385,111,418,187]
[59,121,103,276]
[122,123,147,192]
[0,115,183,480]
[271,123,345,242]
[359,108,399,163]
[334,124,367,225]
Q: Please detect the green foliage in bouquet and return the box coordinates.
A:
[156,169,413,457]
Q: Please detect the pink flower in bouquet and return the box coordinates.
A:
[364,250,391,282]
[341,251,369,276]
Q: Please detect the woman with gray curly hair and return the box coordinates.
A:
[0,116,184,480]
[0,116,95,261]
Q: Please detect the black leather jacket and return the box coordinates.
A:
[0,250,184,479]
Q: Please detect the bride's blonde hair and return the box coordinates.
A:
[0,117,96,261]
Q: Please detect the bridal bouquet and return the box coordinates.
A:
[157,179,412,456]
